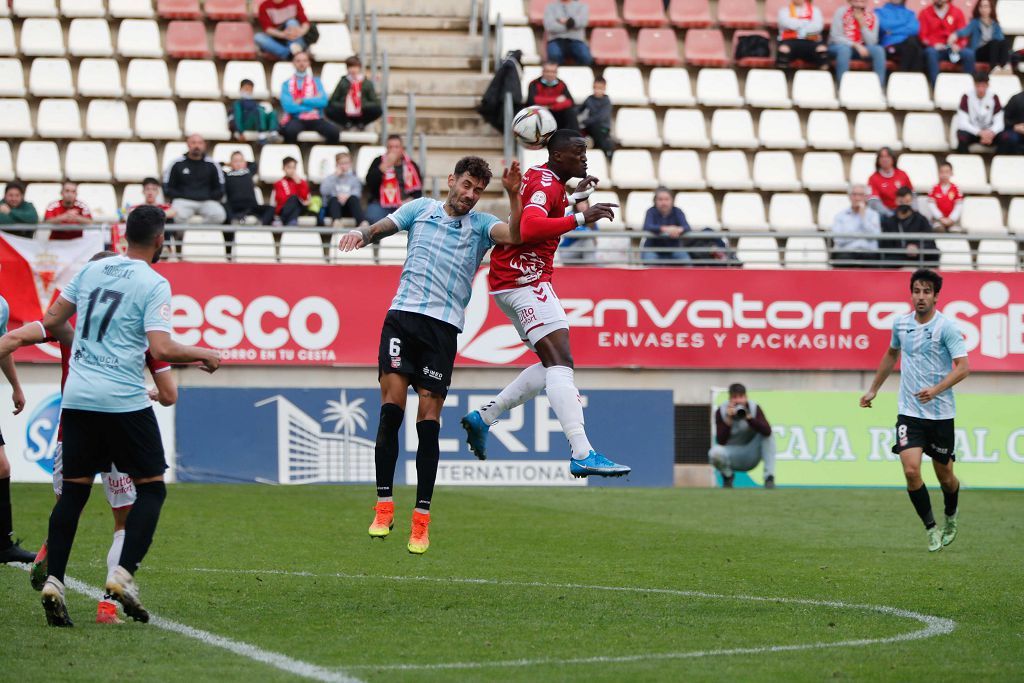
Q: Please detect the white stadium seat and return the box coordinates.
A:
[184,101,230,140]
[783,236,829,269]
[114,142,159,182]
[854,112,901,150]
[588,191,624,229]
[135,100,181,140]
[109,0,154,18]
[24,182,62,209]
[302,0,345,21]
[662,109,708,148]
[696,68,743,107]
[838,72,887,110]
[801,152,847,192]
[792,70,838,109]
[624,191,653,229]
[961,197,1007,234]
[976,239,1019,271]
[847,152,875,185]
[0,99,33,137]
[76,183,118,220]
[945,154,991,194]
[490,0,528,24]
[557,66,595,99]
[117,19,163,58]
[233,231,277,263]
[721,192,768,231]
[307,145,350,184]
[1008,197,1024,234]
[181,230,227,262]
[318,62,346,95]
[65,141,111,181]
[279,231,326,264]
[126,58,172,98]
[989,74,1022,106]
[886,72,933,111]
[610,149,657,189]
[378,231,409,265]
[706,150,753,190]
[68,18,113,57]
[675,191,720,229]
[989,156,1024,194]
[86,99,131,139]
[896,153,939,190]
[936,237,972,270]
[222,61,269,99]
[78,58,124,97]
[648,68,695,106]
[61,0,106,17]
[807,110,852,150]
[1001,1,1024,34]
[902,112,949,152]
[0,59,25,97]
[657,150,705,190]
[270,61,295,99]
[36,98,82,138]
[602,66,647,105]
[309,23,353,62]
[161,141,188,171]
[615,108,662,147]
[0,21,14,56]
[0,142,13,182]
[817,193,850,230]
[934,73,973,110]
[737,236,781,268]
[753,151,800,191]
[355,145,384,179]
[260,144,304,184]
[20,18,64,53]
[122,183,156,209]
[13,0,58,16]
[710,109,757,148]
[769,194,817,231]
[501,26,540,65]
[175,60,221,99]
[211,143,255,165]
[29,58,73,96]
[580,153,608,187]
[758,109,805,149]
[744,68,791,108]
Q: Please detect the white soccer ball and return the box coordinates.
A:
[512,106,557,150]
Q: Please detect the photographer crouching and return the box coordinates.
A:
[708,383,776,489]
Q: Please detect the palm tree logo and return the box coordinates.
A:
[323,390,368,439]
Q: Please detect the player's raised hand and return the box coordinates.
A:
[859,390,876,408]
[582,202,618,224]
[338,230,365,252]
[573,175,600,198]
[502,160,522,193]
[11,387,24,415]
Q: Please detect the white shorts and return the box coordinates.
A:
[52,442,137,509]
[493,282,569,348]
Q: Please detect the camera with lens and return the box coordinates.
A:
[734,403,748,420]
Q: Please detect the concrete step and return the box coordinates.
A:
[390,110,496,136]
[386,70,491,96]
[387,93,479,110]
[424,134,502,151]
[376,15,470,30]
[387,54,479,70]
[421,149,507,179]
[376,30,482,58]
[362,0,474,17]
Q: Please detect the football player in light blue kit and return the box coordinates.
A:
[0,293,35,565]
[860,269,970,553]
[32,205,220,626]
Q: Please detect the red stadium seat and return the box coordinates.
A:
[528,0,546,24]
[818,0,846,26]
[590,27,633,65]
[204,0,248,21]
[764,0,788,28]
[684,28,729,67]
[717,0,761,28]
[214,21,257,60]
[158,0,201,20]
[530,0,621,26]
[733,30,774,67]
[636,27,681,66]
[668,0,712,28]
[165,20,210,59]
[623,0,667,27]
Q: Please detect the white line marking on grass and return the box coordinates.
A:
[176,567,957,672]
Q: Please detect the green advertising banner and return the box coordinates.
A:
[711,391,1024,489]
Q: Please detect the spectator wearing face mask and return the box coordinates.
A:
[278,51,340,144]
[525,61,578,131]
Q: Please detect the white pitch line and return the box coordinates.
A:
[174,566,957,673]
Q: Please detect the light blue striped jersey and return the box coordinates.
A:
[0,295,8,336]
[891,311,967,420]
[60,255,173,413]
[388,197,500,331]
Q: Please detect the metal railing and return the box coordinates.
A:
[480,0,491,74]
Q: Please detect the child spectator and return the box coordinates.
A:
[224,152,274,225]
[577,76,615,161]
[320,152,366,228]
[926,160,964,232]
[228,79,281,144]
[273,156,311,226]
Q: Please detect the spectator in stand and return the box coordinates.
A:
[364,134,423,224]
[957,0,1011,73]
[709,383,776,489]
[867,146,912,218]
[956,72,1011,153]
[832,183,882,266]
[577,76,615,161]
[224,152,274,225]
[228,79,280,144]
[919,0,975,86]
[526,61,578,131]
[279,51,340,144]
[130,177,179,245]
[775,0,828,71]
[273,156,311,227]
[878,0,924,72]
[1002,90,1024,153]
[641,187,692,264]
[543,0,593,66]
[559,198,597,264]
[829,0,887,86]
[883,186,938,264]
[163,133,227,225]
[44,181,92,240]
[0,181,38,237]
[325,57,382,131]
[320,152,366,228]
[254,0,311,61]
[926,160,964,232]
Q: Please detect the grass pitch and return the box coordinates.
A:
[1,484,1021,682]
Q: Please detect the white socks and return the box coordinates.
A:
[107,529,125,579]
[544,366,593,459]
[477,362,547,424]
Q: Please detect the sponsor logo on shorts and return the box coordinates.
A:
[518,306,537,327]
[931,445,949,455]
[422,366,443,381]
[391,357,402,369]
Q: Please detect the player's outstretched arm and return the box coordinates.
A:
[860,346,900,408]
[338,217,400,252]
[491,161,524,245]
[519,202,618,242]
[917,356,970,404]
[146,331,221,373]
[0,320,50,359]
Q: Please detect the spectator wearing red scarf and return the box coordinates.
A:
[278,51,340,144]
[364,135,423,225]
[325,56,382,130]
[828,0,887,86]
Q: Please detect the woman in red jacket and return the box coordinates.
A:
[867,146,912,218]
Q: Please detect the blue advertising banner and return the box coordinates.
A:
[175,388,674,487]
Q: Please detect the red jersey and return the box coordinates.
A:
[273,177,310,215]
[44,200,92,240]
[257,0,308,31]
[928,182,963,218]
[488,164,570,292]
[868,169,912,210]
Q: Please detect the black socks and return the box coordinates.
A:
[942,484,960,517]
[374,403,404,499]
[47,480,92,582]
[0,476,12,549]
[415,420,440,512]
[119,480,167,575]
[907,484,936,529]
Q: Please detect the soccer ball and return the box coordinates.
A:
[512,106,557,150]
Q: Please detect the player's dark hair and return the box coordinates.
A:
[728,383,747,397]
[240,78,254,88]
[910,268,943,294]
[282,156,297,167]
[89,250,118,262]
[895,186,913,199]
[547,128,584,154]
[142,176,160,187]
[4,180,25,194]
[125,204,165,247]
[453,156,493,185]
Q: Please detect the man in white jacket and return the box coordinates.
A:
[956,72,1012,153]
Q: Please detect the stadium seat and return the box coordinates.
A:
[934,73,973,110]
[587,191,624,229]
[86,99,131,139]
[121,183,144,208]
[184,101,230,140]
[838,72,887,110]
[961,196,1007,234]
[24,183,62,209]
[378,231,409,265]
[623,0,667,26]
[68,18,113,57]
[658,149,706,189]
[674,192,720,231]
[158,0,200,19]
[269,61,296,99]
[902,112,949,151]
[222,61,269,99]
[897,153,939,190]
[648,68,695,106]
[0,142,12,182]
[717,0,761,28]
[0,99,33,137]
[989,73,1022,106]
[945,154,991,194]
[807,110,853,150]
[114,142,159,182]
[502,26,540,65]
[696,68,743,107]
[109,0,154,18]
[204,0,247,20]
[490,0,529,25]
[21,19,65,56]
[801,152,847,192]
[175,59,221,98]
[36,98,82,138]
[636,28,681,66]
[591,27,634,65]
[303,0,345,21]
[126,59,172,98]
[936,237,973,270]
[624,190,653,228]
[847,152,876,186]
[61,0,105,17]
[706,150,753,190]
[0,60,24,97]
[29,58,73,96]
[817,193,850,229]
[601,67,648,105]
[78,58,123,97]
[578,0,621,26]
[355,145,384,179]
[610,149,658,189]
[0,21,14,57]
[615,108,662,147]
[307,144,350,183]
[745,69,791,108]
[976,239,1018,271]
[261,144,304,184]
[769,193,817,231]
[318,62,346,94]
[684,29,729,67]
[118,19,164,58]
[233,230,277,263]
[1001,0,1024,34]
[758,110,805,149]
[792,70,838,109]
[134,100,182,140]
[65,141,111,181]
[886,72,934,111]
[1008,198,1024,234]
[309,23,353,62]
[166,20,210,58]
[76,183,118,220]
[330,231,377,264]
[213,21,256,60]
[181,230,227,262]
[753,151,801,191]
[737,236,781,267]
[732,30,775,68]
[211,142,254,165]
[279,231,326,264]
[668,0,712,27]
[554,65,594,98]
[662,109,708,147]
[13,0,57,17]
[854,112,901,150]
[783,236,829,268]
[711,109,757,148]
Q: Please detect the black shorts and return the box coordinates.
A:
[60,407,166,480]
[378,309,459,396]
[0,425,4,447]
[892,414,956,464]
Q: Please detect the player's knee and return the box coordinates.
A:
[902,463,921,482]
